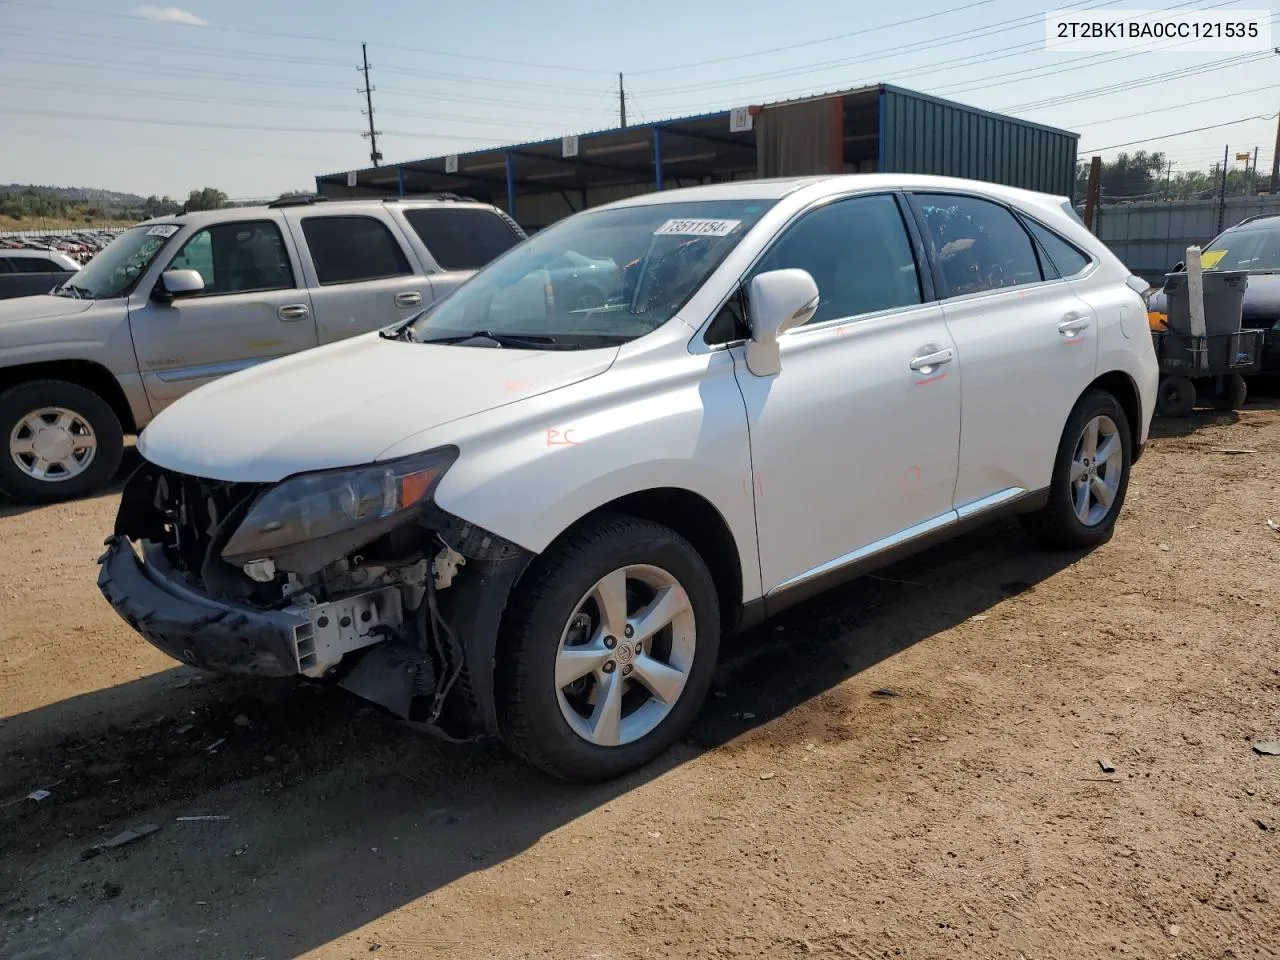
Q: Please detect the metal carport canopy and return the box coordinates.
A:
[317,107,767,209]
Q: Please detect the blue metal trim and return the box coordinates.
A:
[654,127,664,191]
[397,167,406,197]
[877,87,886,173]
[504,152,516,219]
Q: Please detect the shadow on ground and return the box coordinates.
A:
[0,446,140,520]
[0,517,1085,959]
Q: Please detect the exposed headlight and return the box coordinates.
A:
[221,447,457,570]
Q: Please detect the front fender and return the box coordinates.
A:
[380,348,763,606]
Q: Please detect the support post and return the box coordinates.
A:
[654,127,664,191]
[397,167,406,197]
[1217,143,1229,233]
[504,152,516,221]
[1083,156,1101,233]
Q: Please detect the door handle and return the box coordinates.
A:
[1058,314,1091,335]
[909,347,954,372]
[395,291,423,308]
[277,304,310,322]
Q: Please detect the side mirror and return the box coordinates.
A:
[1172,261,1185,273]
[153,269,205,303]
[744,268,820,377]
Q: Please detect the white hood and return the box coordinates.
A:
[137,331,618,482]
[0,294,95,323]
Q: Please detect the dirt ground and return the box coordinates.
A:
[2,398,1279,960]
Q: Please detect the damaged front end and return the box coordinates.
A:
[97,454,531,740]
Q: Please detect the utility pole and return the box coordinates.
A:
[359,42,383,167]
[1217,144,1229,233]
[1252,145,1260,195]
[1164,158,1175,200]
[1083,155,1101,233]
[1270,48,1280,193]
[618,72,627,128]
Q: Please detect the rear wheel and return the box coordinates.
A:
[1020,389,1132,550]
[496,515,720,782]
[1157,375,1196,418]
[0,380,124,503]
[1211,373,1247,412]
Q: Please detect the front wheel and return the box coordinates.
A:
[496,515,720,782]
[1020,389,1132,550]
[0,380,125,503]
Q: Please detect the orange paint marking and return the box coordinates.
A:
[545,428,582,447]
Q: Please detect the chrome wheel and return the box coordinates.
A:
[1070,414,1122,527]
[9,406,98,482]
[555,564,696,747]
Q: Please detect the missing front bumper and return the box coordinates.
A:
[97,536,402,678]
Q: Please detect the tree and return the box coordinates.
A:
[185,187,228,212]
[1075,151,1168,202]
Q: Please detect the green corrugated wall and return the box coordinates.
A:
[878,85,1078,198]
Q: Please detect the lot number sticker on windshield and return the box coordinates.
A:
[1200,250,1227,269]
[654,218,742,237]
[146,225,180,238]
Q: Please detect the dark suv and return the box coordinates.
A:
[1147,214,1280,373]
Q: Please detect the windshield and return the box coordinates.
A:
[56,223,178,299]
[401,199,776,348]
[1201,223,1280,272]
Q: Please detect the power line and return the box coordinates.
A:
[1003,51,1273,112]
[1080,115,1279,154]
[0,0,615,74]
[635,0,1116,97]
[0,106,502,142]
[1071,84,1280,128]
[629,0,999,75]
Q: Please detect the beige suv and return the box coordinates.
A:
[0,196,525,503]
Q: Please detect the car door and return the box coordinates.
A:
[728,192,963,598]
[284,211,433,344]
[128,216,318,412]
[907,192,1099,511]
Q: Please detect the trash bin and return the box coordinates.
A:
[1160,269,1248,336]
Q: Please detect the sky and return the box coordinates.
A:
[0,0,1277,200]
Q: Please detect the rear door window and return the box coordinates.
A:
[403,207,523,270]
[1022,218,1091,277]
[913,193,1044,297]
[300,215,413,285]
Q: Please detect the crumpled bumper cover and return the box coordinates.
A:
[97,535,304,677]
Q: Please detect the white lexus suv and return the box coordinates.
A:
[99,174,1158,782]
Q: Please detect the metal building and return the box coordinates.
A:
[315,83,1078,230]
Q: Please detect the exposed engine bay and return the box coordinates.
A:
[100,463,532,741]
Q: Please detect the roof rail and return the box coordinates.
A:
[384,192,469,203]
[1233,212,1280,227]
[267,195,328,209]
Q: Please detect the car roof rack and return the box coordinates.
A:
[267,195,328,209]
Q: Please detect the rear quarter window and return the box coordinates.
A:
[403,207,523,271]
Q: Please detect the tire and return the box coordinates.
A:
[1020,389,1132,551]
[0,379,125,504]
[1211,373,1247,412]
[496,514,720,782]
[1157,375,1196,418]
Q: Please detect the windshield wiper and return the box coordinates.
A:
[417,330,562,348]
[56,283,92,299]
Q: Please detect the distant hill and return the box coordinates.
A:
[0,184,149,210]
[0,184,181,229]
